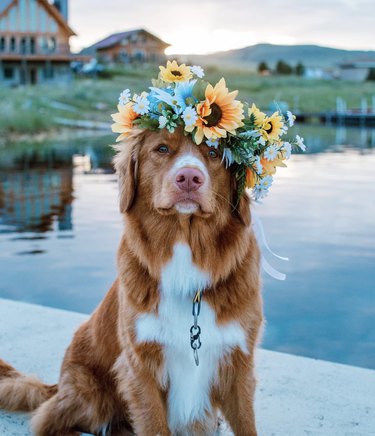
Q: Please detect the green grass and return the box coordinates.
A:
[0,64,374,137]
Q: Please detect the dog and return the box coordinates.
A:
[0,127,263,435]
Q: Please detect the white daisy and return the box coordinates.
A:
[221,148,234,168]
[264,144,278,161]
[118,89,131,106]
[206,138,219,148]
[260,175,273,189]
[181,106,198,127]
[282,141,292,159]
[286,111,296,127]
[295,135,306,151]
[133,94,150,115]
[280,124,288,135]
[253,175,273,200]
[254,156,263,174]
[158,115,168,128]
[191,65,204,78]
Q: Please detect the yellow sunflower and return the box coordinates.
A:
[260,112,284,141]
[111,103,139,142]
[248,103,266,127]
[159,60,192,83]
[193,78,244,144]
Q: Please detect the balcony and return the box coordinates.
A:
[0,36,72,61]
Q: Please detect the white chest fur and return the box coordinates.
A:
[136,243,248,431]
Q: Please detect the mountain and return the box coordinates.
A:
[182,44,375,69]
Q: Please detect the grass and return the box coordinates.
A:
[0,64,374,137]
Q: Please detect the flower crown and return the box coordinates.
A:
[111,60,306,201]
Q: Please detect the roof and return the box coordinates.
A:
[0,0,14,14]
[0,0,76,36]
[85,28,170,52]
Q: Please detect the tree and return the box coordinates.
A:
[258,61,269,74]
[367,68,375,81]
[276,60,293,75]
[295,62,305,76]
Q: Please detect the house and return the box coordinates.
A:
[0,0,76,86]
[83,29,169,64]
[339,59,375,82]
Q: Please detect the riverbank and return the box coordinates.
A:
[0,298,374,435]
[1,65,374,138]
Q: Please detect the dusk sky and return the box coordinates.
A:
[69,0,375,54]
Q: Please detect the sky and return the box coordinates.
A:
[69,0,375,54]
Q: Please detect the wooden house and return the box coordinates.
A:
[0,0,76,85]
[83,29,169,64]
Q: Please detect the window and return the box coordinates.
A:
[39,36,48,53]
[0,37,6,52]
[30,37,36,54]
[20,37,27,54]
[10,37,16,52]
[47,36,56,52]
[4,67,14,79]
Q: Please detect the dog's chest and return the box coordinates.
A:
[136,243,247,430]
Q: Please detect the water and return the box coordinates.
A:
[0,125,374,369]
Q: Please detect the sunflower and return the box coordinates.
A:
[260,112,284,141]
[159,60,192,83]
[193,78,244,144]
[111,103,139,142]
[248,103,266,127]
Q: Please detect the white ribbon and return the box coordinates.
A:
[251,208,289,281]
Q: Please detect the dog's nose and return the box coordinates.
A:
[175,168,205,192]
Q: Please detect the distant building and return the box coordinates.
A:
[83,29,170,64]
[339,59,375,82]
[0,0,76,86]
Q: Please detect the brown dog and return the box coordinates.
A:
[0,127,263,435]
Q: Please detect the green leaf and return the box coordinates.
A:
[192,79,209,101]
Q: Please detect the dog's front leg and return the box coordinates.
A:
[218,350,258,436]
[115,353,170,436]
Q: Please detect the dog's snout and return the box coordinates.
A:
[175,167,205,192]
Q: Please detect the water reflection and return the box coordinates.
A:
[0,168,73,234]
[0,135,114,237]
[0,126,374,369]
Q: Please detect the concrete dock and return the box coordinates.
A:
[0,298,374,435]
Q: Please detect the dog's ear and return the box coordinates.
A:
[230,173,251,226]
[236,191,251,226]
[113,130,144,213]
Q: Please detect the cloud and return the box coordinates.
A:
[69,0,375,53]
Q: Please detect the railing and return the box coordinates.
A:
[0,38,70,56]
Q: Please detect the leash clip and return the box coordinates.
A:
[190,290,202,366]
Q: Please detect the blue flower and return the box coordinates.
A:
[147,88,175,118]
[174,80,197,111]
[149,87,179,112]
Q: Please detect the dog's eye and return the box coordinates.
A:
[157,144,169,154]
[208,149,218,159]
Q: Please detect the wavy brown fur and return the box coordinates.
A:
[0,128,262,435]
[0,359,57,412]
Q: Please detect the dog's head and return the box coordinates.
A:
[114,128,250,226]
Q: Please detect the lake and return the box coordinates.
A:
[0,124,374,369]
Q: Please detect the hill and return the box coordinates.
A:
[183,43,375,69]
